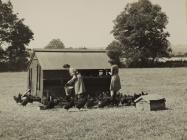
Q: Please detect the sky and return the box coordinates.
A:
[3,0,187,49]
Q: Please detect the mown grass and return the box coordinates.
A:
[0,68,187,140]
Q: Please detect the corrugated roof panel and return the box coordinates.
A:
[36,51,111,70]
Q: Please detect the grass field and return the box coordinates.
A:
[0,68,187,140]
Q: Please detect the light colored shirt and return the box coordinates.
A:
[67,73,86,95]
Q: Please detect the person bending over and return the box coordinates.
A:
[65,68,87,109]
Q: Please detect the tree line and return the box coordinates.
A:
[0,0,176,71]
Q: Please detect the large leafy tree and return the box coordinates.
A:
[106,40,122,65]
[45,39,65,49]
[112,0,171,64]
[0,0,33,70]
[0,46,6,62]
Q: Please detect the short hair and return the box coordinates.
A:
[63,64,70,69]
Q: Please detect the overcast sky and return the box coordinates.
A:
[4,0,187,49]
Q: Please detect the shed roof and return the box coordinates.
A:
[31,49,111,70]
[134,94,165,103]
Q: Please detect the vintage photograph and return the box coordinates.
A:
[0,0,187,139]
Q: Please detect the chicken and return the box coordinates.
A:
[76,97,87,109]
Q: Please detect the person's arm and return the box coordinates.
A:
[67,75,77,85]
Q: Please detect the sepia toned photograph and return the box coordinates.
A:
[0,0,187,139]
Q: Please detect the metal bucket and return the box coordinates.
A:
[64,86,74,96]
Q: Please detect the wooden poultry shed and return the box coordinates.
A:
[134,94,166,111]
[27,49,111,99]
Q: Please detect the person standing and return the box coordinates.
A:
[63,64,73,97]
[65,68,87,109]
[110,65,121,106]
[66,68,86,97]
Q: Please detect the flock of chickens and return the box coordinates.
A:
[13,91,148,110]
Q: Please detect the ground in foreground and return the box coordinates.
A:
[0,68,186,140]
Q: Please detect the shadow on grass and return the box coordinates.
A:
[151,107,172,111]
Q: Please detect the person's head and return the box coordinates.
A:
[111,65,119,75]
[63,64,70,69]
[69,68,78,76]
